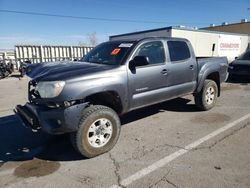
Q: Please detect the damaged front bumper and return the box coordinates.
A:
[14,102,88,134]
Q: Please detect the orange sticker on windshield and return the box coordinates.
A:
[111,48,121,55]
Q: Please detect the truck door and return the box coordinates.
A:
[164,40,197,97]
[127,40,169,109]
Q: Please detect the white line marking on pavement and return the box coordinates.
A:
[110,112,250,188]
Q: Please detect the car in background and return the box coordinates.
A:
[228,51,250,78]
[19,60,32,77]
[0,61,14,79]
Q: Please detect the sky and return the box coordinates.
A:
[0,0,249,49]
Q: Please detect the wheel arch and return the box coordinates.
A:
[85,91,123,115]
[197,71,220,97]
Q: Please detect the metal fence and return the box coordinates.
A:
[15,45,93,68]
[1,45,93,69]
[0,51,16,65]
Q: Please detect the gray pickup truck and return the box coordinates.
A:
[15,37,228,158]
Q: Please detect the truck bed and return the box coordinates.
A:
[197,57,228,82]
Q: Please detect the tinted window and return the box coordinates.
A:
[238,51,250,60]
[167,41,191,62]
[81,41,134,65]
[134,41,165,65]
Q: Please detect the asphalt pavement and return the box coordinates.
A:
[0,75,249,188]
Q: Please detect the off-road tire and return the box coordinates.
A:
[195,79,218,111]
[70,105,121,158]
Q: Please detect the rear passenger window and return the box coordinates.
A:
[167,41,191,62]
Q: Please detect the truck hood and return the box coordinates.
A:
[27,61,117,81]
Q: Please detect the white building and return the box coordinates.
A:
[110,26,250,62]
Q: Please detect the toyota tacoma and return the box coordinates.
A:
[15,37,228,158]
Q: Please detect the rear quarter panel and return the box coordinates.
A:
[196,57,228,93]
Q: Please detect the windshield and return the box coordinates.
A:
[238,51,250,60]
[81,41,134,65]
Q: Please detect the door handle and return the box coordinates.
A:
[161,69,168,75]
[189,65,194,70]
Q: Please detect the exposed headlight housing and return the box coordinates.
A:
[35,81,65,98]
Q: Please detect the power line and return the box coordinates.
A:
[0,9,170,24]
[0,9,211,25]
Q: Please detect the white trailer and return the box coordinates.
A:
[110,26,250,62]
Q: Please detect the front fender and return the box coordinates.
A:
[57,74,128,111]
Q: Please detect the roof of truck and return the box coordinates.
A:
[109,36,190,43]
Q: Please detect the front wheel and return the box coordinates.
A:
[70,105,121,158]
[194,79,218,111]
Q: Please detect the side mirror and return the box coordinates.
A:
[129,56,149,69]
[235,56,238,60]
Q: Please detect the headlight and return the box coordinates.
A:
[36,81,65,98]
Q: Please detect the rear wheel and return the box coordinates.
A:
[70,105,121,158]
[195,79,218,111]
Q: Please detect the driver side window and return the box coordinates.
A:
[133,41,165,65]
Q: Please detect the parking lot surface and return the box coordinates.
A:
[0,76,249,188]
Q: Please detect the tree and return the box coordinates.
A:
[87,32,98,46]
[78,41,86,46]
